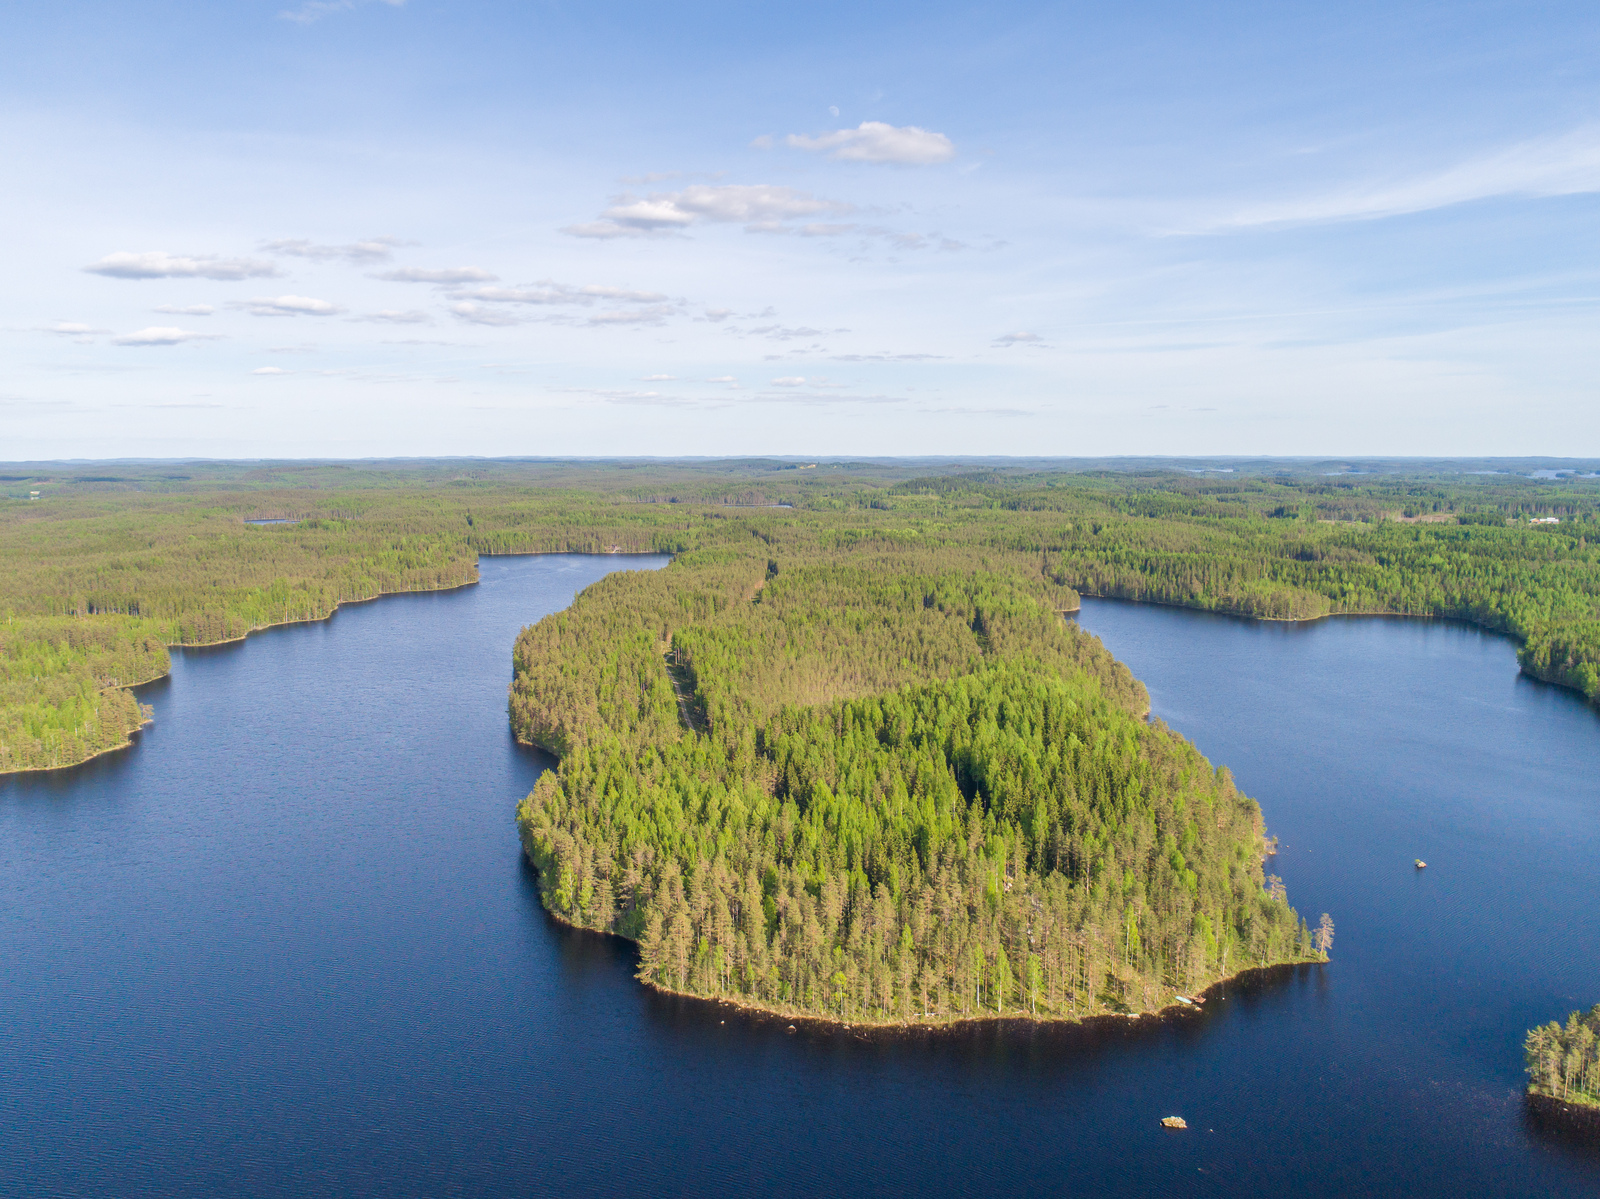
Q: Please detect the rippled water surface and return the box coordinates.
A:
[3,560,1598,1197]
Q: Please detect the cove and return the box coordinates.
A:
[0,558,1596,1197]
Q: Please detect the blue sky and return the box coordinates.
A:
[4,0,1597,458]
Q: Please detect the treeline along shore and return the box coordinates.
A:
[1527,1005,1600,1121]
[6,458,1600,775]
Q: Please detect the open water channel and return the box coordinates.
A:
[2,554,1598,1197]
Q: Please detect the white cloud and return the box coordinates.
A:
[451,281,669,306]
[251,367,292,375]
[86,251,279,280]
[707,375,738,383]
[745,324,829,341]
[642,374,676,381]
[565,184,852,238]
[831,352,947,362]
[449,302,522,327]
[353,309,431,324]
[1217,125,1600,229]
[153,304,215,316]
[111,326,221,346]
[704,308,733,322]
[43,322,108,336]
[452,285,568,305]
[241,294,343,317]
[588,308,670,325]
[771,376,808,387]
[374,266,498,284]
[678,184,849,223]
[264,236,408,263]
[581,284,670,302]
[561,222,645,240]
[786,121,956,165]
[994,331,1043,346]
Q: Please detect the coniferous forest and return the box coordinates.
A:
[1526,1006,1600,1112]
[510,548,1319,1021]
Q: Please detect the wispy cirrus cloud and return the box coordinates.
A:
[112,326,222,346]
[264,236,410,263]
[1213,125,1600,230]
[565,183,853,238]
[994,331,1045,347]
[86,251,279,280]
[784,121,956,165]
[374,266,497,284]
[153,304,215,316]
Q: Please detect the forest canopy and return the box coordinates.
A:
[511,545,1319,1023]
[1526,1005,1600,1112]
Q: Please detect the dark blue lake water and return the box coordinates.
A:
[3,558,1597,1197]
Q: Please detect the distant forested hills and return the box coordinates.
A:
[3,458,1598,777]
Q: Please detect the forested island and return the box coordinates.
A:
[1526,1005,1600,1122]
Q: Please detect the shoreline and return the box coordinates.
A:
[6,549,670,778]
[1527,1091,1600,1137]
[630,957,1323,1033]
[1,710,156,778]
[525,842,1323,1033]
[3,573,481,777]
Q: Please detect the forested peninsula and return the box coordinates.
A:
[509,545,1325,1022]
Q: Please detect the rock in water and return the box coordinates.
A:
[1161,1116,1188,1130]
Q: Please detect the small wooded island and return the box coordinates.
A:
[511,544,1328,1024]
[1526,1005,1600,1122]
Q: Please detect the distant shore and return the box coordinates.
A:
[2,573,481,777]
[1073,591,1595,708]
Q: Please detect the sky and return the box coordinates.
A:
[3,0,1598,459]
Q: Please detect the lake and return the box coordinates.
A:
[2,557,1597,1197]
